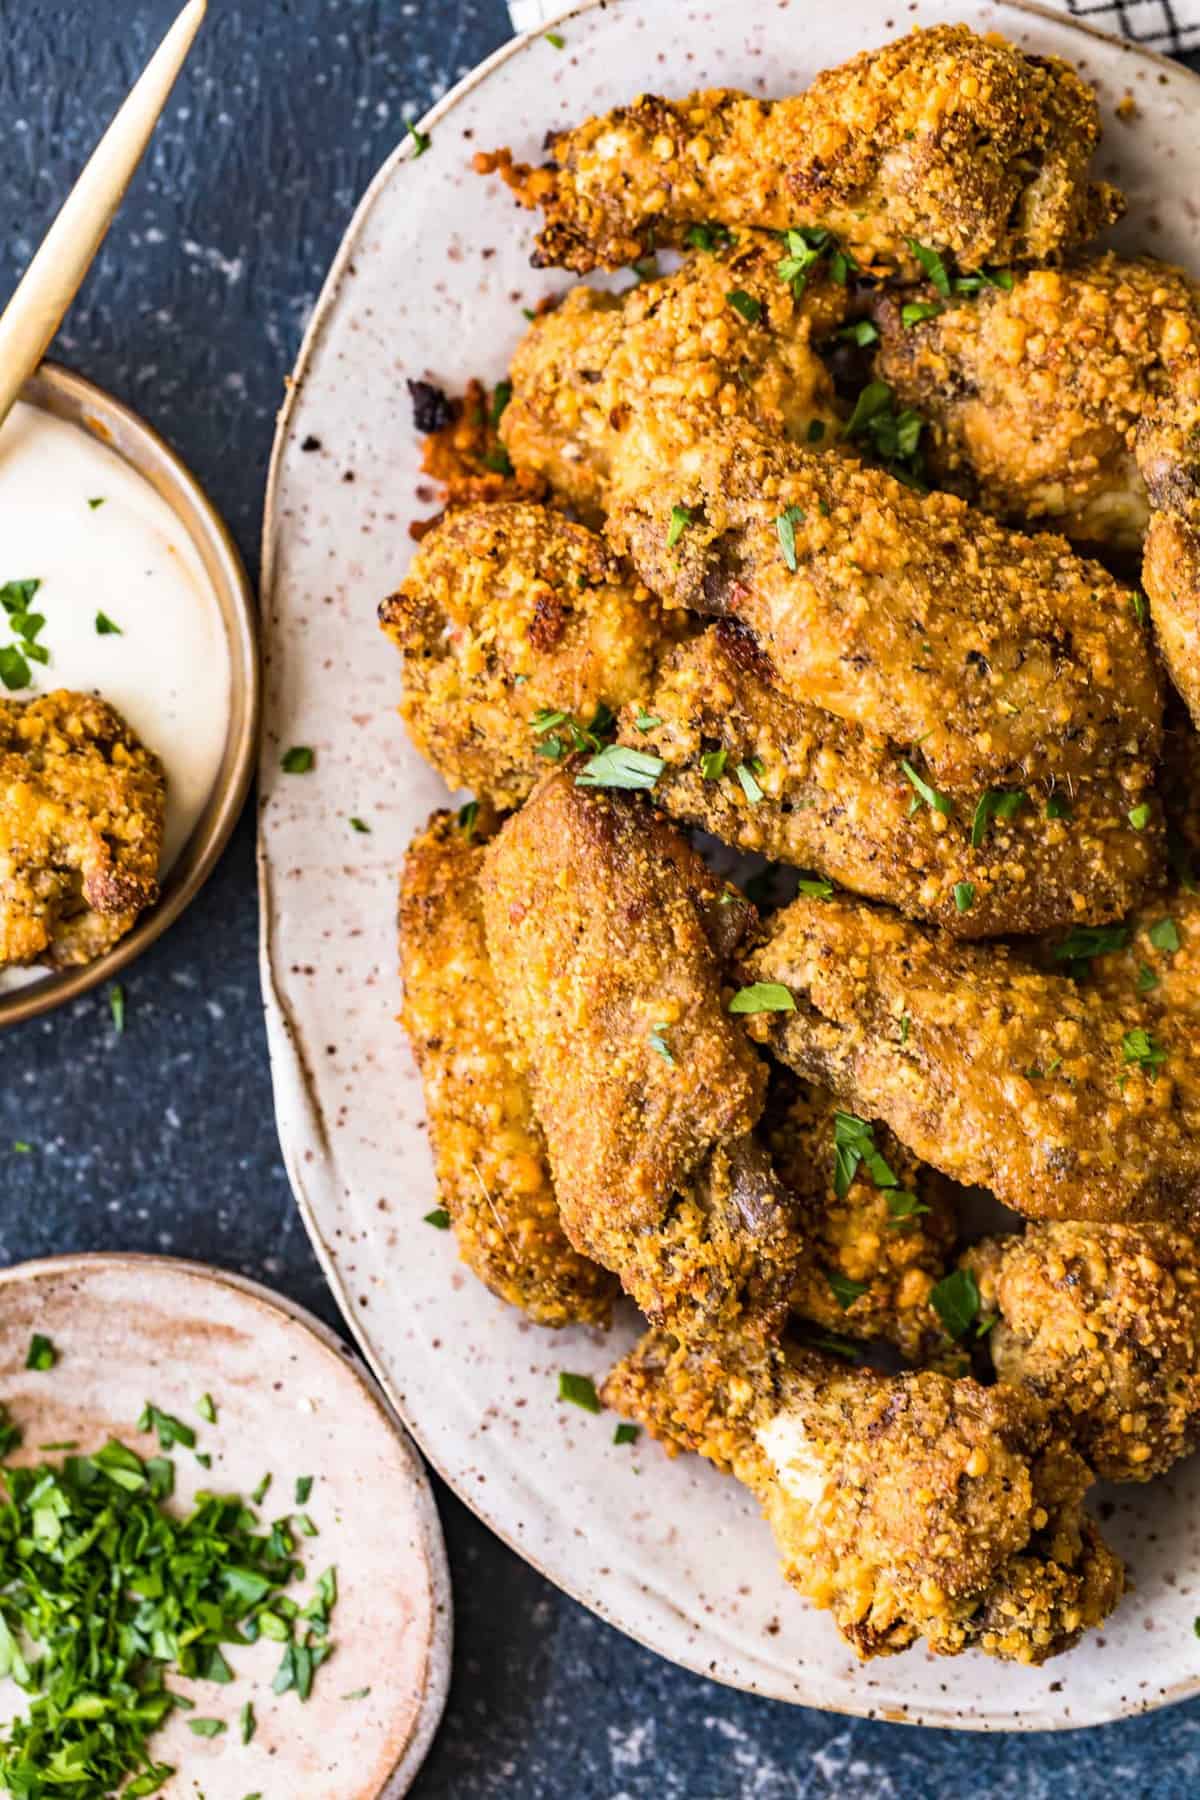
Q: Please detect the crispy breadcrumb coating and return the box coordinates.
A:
[1139,396,1200,727]
[743,891,1200,1227]
[874,254,1200,551]
[966,1223,1200,1481]
[765,1071,955,1361]
[480,771,802,1336]
[379,502,670,810]
[399,811,617,1327]
[608,425,1163,796]
[623,621,1160,938]
[0,691,164,968]
[410,377,548,530]
[500,238,846,519]
[478,25,1122,277]
[602,1330,1123,1661]
[1074,888,1200,1021]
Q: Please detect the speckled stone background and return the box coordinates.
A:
[0,2,1197,1794]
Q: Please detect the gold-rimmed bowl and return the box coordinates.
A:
[0,361,259,1029]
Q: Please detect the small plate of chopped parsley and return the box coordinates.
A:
[0,1255,450,1797]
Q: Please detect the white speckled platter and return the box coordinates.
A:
[0,1256,450,1793]
[259,0,1200,1730]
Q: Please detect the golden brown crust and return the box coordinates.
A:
[379,502,669,810]
[609,425,1163,796]
[744,891,1200,1227]
[966,1222,1200,1481]
[411,377,549,527]
[0,690,164,968]
[479,771,801,1336]
[399,810,617,1327]
[500,238,846,520]
[481,26,1122,276]
[625,621,1161,938]
[1074,887,1200,1021]
[602,1328,1123,1662]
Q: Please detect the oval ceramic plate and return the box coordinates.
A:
[0,1255,450,1793]
[259,0,1200,1730]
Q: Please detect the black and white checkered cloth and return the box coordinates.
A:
[508,0,1200,58]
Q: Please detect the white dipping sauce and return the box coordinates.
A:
[0,400,232,873]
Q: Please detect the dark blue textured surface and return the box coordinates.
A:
[0,3,1196,1793]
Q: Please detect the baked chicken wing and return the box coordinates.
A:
[480,770,801,1336]
[602,1329,1123,1662]
[499,236,846,519]
[0,691,164,968]
[742,891,1200,1227]
[624,621,1160,937]
[400,811,617,1327]
[479,25,1121,277]
[966,1223,1200,1482]
[379,502,668,810]
[608,426,1163,796]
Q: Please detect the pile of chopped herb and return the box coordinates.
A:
[0,1404,336,1796]
[0,580,49,693]
[844,381,927,489]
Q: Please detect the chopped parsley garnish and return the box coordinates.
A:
[1128,803,1152,831]
[25,1333,56,1372]
[904,238,951,297]
[0,646,31,692]
[281,746,314,774]
[1052,924,1129,979]
[633,707,662,732]
[295,1475,314,1504]
[349,816,370,833]
[832,1111,899,1198]
[489,379,513,426]
[728,982,795,1016]
[776,226,832,297]
[798,1330,862,1363]
[666,503,693,548]
[1045,792,1071,821]
[953,267,1014,294]
[558,1372,601,1413]
[197,1393,217,1425]
[1137,964,1160,993]
[827,1271,869,1311]
[899,1013,911,1044]
[953,881,975,914]
[900,300,943,328]
[648,1026,675,1066]
[844,381,926,486]
[575,745,663,791]
[406,121,431,156]
[700,748,728,781]
[839,319,879,347]
[901,758,952,818]
[457,800,479,839]
[1122,1027,1167,1075]
[726,288,763,324]
[1148,917,1181,953]
[424,1208,451,1229]
[735,760,764,805]
[545,29,566,47]
[1132,591,1148,626]
[138,1403,195,1452]
[795,875,834,900]
[970,788,1025,847]
[683,222,735,253]
[930,1267,981,1339]
[188,1718,225,1738]
[87,496,106,509]
[613,1423,640,1446]
[109,982,126,1034]
[807,418,826,444]
[886,1190,930,1225]
[240,1700,256,1744]
[775,503,805,573]
[95,611,123,635]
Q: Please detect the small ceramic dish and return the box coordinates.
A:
[0,362,258,1030]
[0,1253,451,1796]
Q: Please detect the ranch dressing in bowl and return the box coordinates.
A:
[0,399,232,873]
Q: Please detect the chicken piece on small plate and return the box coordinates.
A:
[400,809,617,1328]
[480,769,802,1338]
[478,24,1121,278]
[743,889,1200,1228]
[500,234,846,520]
[966,1222,1200,1482]
[623,620,1161,938]
[602,1328,1123,1662]
[380,501,671,811]
[608,425,1163,797]
[0,690,164,969]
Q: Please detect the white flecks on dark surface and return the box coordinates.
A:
[2,0,1200,1793]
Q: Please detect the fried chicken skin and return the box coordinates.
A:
[480,25,1122,277]
[624,621,1160,938]
[874,253,1200,552]
[0,691,164,968]
[480,770,801,1336]
[765,1072,955,1362]
[602,1330,1123,1662]
[743,891,1200,1227]
[500,238,846,520]
[1140,397,1200,727]
[379,503,668,810]
[608,427,1162,796]
[965,1223,1200,1482]
[399,811,617,1327]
